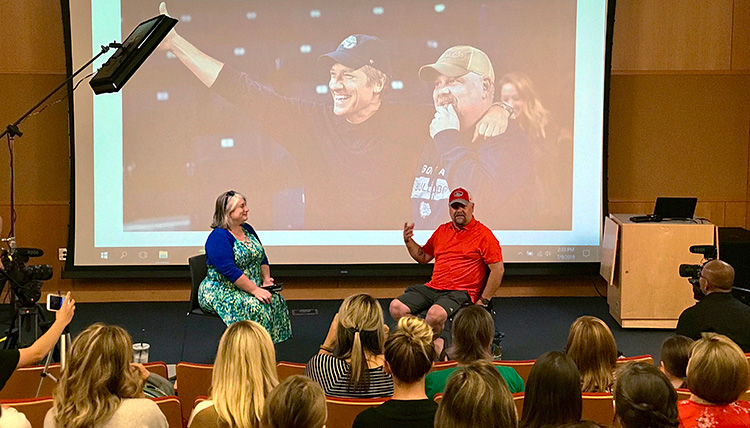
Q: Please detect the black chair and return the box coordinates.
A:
[180,254,225,362]
[187,254,210,315]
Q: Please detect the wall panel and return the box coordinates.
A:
[612,0,734,71]
[732,0,750,70]
[608,75,750,201]
[0,1,66,74]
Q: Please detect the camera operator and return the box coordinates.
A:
[675,260,750,352]
[0,291,75,426]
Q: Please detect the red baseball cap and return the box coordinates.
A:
[449,188,471,206]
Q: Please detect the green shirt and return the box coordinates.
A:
[425,365,525,399]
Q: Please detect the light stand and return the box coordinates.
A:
[1,42,121,240]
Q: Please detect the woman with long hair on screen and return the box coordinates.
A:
[44,323,167,428]
[566,315,618,393]
[198,190,291,343]
[305,293,393,398]
[498,73,549,141]
[189,320,279,428]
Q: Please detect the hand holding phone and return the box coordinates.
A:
[47,293,64,312]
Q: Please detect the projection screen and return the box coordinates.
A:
[66,0,609,271]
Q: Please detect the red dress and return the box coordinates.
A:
[678,399,750,428]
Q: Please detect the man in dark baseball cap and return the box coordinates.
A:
[319,34,392,78]
[318,34,391,124]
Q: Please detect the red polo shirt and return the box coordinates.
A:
[423,217,503,302]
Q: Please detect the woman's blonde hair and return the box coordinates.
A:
[435,360,518,428]
[335,293,386,392]
[566,316,617,393]
[51,323,143,428]
[211,190,247,229]
[449,305,494,364]
[384,316,435,384]
[687,333,750,405]
[498,73,549,140]
[211,320,279,428]
[261,375,326,428]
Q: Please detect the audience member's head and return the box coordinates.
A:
[449,305,494,364]
[336,293,387,391]
[435,360,517,428]
[212,320,279,428]
[686,333,749,405]
[566,315,617,392]
[557,422,603,428]
[261,375,326,428]
[659,335,693,389]
[51,323,143,428]
[520,351,582,428]
[384,316,435,385]
[614,362,679,428]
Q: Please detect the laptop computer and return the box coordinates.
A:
[630,197,697,222]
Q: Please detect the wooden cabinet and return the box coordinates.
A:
[602,214,717,328]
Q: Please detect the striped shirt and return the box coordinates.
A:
[304,354,394,398]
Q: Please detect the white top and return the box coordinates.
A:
[0,405,32,428]
[43,398,167,428]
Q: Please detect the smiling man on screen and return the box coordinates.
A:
[391,188,504,348]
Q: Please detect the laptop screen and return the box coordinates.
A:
[653,197,698,219]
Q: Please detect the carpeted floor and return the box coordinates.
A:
[1,296,676,365]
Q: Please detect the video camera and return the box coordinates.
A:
[0,248,53,307]
[678,245,717,301]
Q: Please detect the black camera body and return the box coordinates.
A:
[678,245,717,301]
[0,248,53,307]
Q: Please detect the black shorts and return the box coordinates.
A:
[396,284,471,318]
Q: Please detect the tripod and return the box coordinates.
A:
[35,330,71,397]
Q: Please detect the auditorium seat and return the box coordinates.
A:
[276,361,306,381]
[175,362,213,422]
[581,393,615,426]
[615,354,654,367]
[151,395,184,428]
[143,361,169,379]
[513,392,525,416]
[493,359,535,384]
[676,388,691,401]
[430,360,458,372]
[0,363,61,399]
[1,396,54,428]
[325,396,388,428]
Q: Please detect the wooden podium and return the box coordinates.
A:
[601,214,717,328]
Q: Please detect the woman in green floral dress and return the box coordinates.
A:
[198,190,291,343]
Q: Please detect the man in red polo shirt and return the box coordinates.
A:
[390,187,505,342]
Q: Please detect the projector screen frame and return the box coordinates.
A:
[62,0,616,279]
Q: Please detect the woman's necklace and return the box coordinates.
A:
[230,227,249,242]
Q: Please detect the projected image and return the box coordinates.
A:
[70,0,604,266]
[120,0,575,232]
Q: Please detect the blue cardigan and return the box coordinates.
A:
[205,224,269,283]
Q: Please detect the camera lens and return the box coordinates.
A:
[21,264,54,281]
